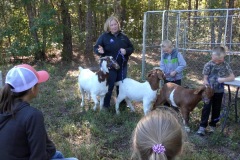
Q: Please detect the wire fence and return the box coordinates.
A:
[142,8,240,85]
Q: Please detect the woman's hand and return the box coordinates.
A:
[120,48,126,55]
[98,45,104,54]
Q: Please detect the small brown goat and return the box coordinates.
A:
[152,82,214,132]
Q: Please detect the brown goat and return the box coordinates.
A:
[152,82,214,132]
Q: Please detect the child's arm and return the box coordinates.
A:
[218,73,235,83]
[159,54,165,73]
[174,53,187,74]
[203,75,209,85]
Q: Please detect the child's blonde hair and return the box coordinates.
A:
[161,40,173,49]
[104,16,121,32]
[212,46,226,58]
[131,107,184,160]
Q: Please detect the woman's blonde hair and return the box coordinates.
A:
[131,107,184,160]
[104,16,121,32]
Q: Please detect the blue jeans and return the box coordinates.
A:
[51,151,78,160]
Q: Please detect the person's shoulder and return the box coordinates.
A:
[119,31,129,38]
[21,104,43,119]
[99,32,109,37]
[222,61,230,65]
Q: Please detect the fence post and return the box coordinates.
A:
[0,71,3,89]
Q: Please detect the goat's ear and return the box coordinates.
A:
[194,86,205,94]
[147,70,153,77]
[157,70,165,80]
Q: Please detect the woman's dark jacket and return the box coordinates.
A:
[94,31,134,69]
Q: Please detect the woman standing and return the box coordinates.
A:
[94,16,134,111]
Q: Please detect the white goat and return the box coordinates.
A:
[78,56,119,111]
[115,69,165,115]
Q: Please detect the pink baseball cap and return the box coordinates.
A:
[5,64,49,93]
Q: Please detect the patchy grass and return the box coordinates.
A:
[0,52,240,160]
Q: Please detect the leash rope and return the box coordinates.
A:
[115,50,126,82]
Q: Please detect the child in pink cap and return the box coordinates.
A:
[0,64,78,160]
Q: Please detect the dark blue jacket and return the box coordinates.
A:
[0,100,56,160]
[94,31,134,69]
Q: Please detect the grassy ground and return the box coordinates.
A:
[0,53,240,160]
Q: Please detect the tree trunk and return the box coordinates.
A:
[193,0,198,26]
[216,1,226,44]
[61,0,73,61]
[208,1,215,48]
[85,0,94,55]
[226,0,234,48]
[188,0,191,27]
[25,1,45,60]
[77,1,85,48]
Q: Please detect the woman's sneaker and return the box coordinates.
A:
[197,127,206,136]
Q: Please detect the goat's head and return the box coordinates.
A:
[147,68,165,81]
[147,68,165,90]
[193,84,214,104]
[100,56,120,71]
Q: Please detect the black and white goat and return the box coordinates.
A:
[78,56,120,111]
[115,69,165,115]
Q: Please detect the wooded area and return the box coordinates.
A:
[0,0,239,63]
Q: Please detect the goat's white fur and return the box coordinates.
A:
[78,60,109,111]
[115,78,158,115]
[169,89,178,107]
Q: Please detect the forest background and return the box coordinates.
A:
[0,0,239,63]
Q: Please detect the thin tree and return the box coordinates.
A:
[61,0,73,61]
[25,0,45,60]
[226,0,234,48]
[85,0,94,55]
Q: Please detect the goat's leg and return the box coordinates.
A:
[79,87,85,107]
[115,95,125,115]
[152,95,166,110]
[143,100,152,115]
[99,96,104,110]
[91,94,99,111]
[180,108,191,132]
[125,98,135,113]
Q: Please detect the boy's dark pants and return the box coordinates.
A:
[200,92,224,128]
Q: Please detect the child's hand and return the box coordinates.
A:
[218,77,225,83]
[170,71,177,77]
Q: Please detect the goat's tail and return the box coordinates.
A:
[79,66,83,71]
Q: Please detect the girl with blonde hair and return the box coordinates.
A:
[131,107,184,160]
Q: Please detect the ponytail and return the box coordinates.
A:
[0,84,29,113]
